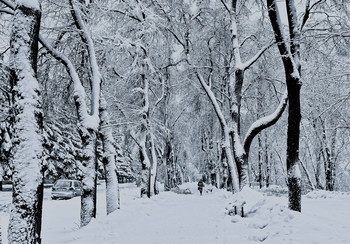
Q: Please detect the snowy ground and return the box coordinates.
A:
[1,183,350,244]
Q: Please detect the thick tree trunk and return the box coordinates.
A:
[325,148,335,191]
[234,152,249,189]
[99,97,120,214]
[286,78,302,212]
[267,0,302,212]
[78,126,97,227]
[7,2,44,244]
[163,139,171,191]
[223,129,240,192]
[324,126,337,191]
[148,132,159,196]
[140,145,150,198]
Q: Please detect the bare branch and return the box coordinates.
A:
[240,34,257,48]
[219,0,231,13]
[171,106,187,128]
[300,0,324,31]
[0,0,15,10]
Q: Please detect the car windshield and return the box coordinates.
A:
[54,181,71,188]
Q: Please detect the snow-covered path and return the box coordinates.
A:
[51,183,245,244]
[1,183,350,243]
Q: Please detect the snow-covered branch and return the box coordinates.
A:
[39,36,99,129]
[0,0,15,9]
[241,41,275,70]
[300,0,324,31]
[171,106,187,128]
[196,72,228,130]
[70,0,102,117]
[243,89,288,154]
[0,8,13,14]
[219,0,231,14]
[151,77,165,116]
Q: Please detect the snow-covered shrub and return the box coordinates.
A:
[257,185,288,197]
[171,186,192,195]
[305,190,350,199]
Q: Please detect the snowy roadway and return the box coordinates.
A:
[1,183,350,243]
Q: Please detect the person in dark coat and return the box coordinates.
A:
[198,179,205,196]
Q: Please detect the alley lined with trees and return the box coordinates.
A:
[0,0,350,243]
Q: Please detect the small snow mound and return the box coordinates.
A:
[171,186,192,195]
[305,190,350,199]
[226,187,299,242]
[257,185,288,196]
[226,186,265,217]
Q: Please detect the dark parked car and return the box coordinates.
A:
[51,179,83,200]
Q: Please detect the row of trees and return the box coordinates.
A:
[0,0,350,243]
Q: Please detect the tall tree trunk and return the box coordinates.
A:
[324,124,337,191]
[258,135,263,189]
[148,131,159,196]
[7,1,44,243]
[266,152,271,188]
[140,142,150,197]
[315,150,323,189]
[99,96,120,214]
[267,0,302,212]
[78,126,97,227]
[163,139,171,191]
[286,79,302,211]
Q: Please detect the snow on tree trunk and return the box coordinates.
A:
[267,0,302,212]
[139,139,151,198]
[266,152,271,188]
[148,132,158,196]
[234,152,249,189]
[196,72,240,192]
[258,135,263,189]
[7,1,44,243]
[163,139,171,191]
[78,126,97,227]
[69,0,102,225]
[99,96,120,214]
[223,129,240,193]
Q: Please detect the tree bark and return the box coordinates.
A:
[258,135,263,189]
[99,96,120,214]
[7,1,44,243]
[78,125,97,227]
[267,0,302,212]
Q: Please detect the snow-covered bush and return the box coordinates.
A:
[171,186,192,195]
[305,190,350,199]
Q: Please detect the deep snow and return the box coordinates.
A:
[1,183,350,243]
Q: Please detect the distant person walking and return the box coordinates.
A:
[198,179,205,196]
